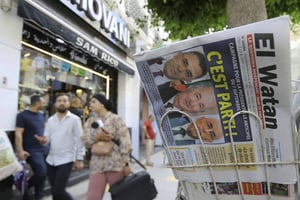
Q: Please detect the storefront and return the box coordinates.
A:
[17,0,135,115]
[19,21,117,117]
[0,0,144,191]
[0,0,142,159]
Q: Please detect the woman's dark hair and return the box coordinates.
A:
[92,94,115,113]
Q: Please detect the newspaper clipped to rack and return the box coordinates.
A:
[135,16,297,199]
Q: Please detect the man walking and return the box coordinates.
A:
[15,95,48,200]
[35,93,85,200]
[143,114,156,166]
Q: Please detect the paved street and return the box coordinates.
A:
[44,150,179,200]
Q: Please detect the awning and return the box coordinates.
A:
[17,0,135,75]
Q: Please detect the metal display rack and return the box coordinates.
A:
[159,109,300,200]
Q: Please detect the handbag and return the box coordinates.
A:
[109,155,158,200]
[91,141,113,156]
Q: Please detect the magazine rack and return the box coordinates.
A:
[159,109,300,200]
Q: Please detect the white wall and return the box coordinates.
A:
[118,69,141,159]
[0,6,23,131]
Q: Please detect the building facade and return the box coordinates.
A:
[0,0,164,158]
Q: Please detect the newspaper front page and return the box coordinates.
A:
[135,16,297,199]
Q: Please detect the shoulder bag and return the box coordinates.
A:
[109,155,158,200]
[91,140,113,156]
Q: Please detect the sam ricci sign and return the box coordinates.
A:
[62,0,130,48]
[76,36,119,67]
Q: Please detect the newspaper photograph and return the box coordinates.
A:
[182,181,296,200]
[135,15,297,191]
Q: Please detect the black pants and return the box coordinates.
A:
[47,162,74,200]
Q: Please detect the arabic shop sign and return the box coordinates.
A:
[61,0,130,48]
[22,24,109,71]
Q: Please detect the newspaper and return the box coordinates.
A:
[135,16,297,198]
[182,181,296,200]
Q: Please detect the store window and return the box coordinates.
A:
[19,45,110,120]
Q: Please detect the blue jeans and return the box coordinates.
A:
[47,162,74,200]
[26,149,48,199]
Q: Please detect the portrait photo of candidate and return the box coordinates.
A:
[162,80,218,115]
[148,50,209,86]
[163,51,208,83]
[170,115,224,145]
[186,116,224,143]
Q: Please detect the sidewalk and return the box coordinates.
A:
[44,150,179,200]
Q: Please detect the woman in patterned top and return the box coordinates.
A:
[81,94,132,200]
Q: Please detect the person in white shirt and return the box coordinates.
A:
[35,93,85,200]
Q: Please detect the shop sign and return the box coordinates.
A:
[18,1,135,75]
[22,25,105,71]
[62,0,130,48]
[75,36,119,67]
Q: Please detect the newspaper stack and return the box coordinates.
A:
[135,16,298,199]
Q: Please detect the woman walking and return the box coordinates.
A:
[81,94,131,200]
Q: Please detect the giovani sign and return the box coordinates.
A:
[63,0,130,48]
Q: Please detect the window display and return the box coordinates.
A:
[18,45,110,119]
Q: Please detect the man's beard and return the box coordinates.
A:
[57,107,68,113]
